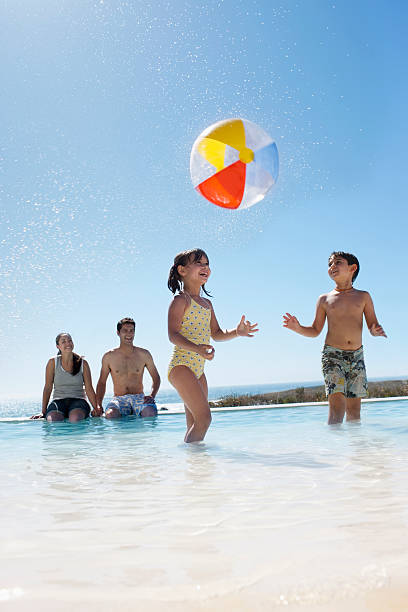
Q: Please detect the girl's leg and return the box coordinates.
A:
[183,373,208,431]
[184,403,194,431]
[169,366,211,442]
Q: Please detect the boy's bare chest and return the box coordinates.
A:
[325,293,364,317]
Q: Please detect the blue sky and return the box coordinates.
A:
[1,0,407,398]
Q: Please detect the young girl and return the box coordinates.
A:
[167,248,258,443]
[31,332,101,422]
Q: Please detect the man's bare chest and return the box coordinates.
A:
[111,356,144,377]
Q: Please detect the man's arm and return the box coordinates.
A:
[283,296,327,338]
[143,351,161,400]
[363,292,387,337]
[96,353,111,412]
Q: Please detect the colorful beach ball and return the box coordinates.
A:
[190,118,279,210]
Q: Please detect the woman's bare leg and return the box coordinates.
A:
[169,366,211,442]
[68,408,87,423]
[47,411,64,422]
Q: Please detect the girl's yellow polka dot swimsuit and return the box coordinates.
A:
[168,296,211,380]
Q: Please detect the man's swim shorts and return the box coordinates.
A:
[104,393,157,416]
[322,344,368,398]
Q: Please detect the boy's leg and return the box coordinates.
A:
[328,392,346,424]
[345,398,361,421]
[345,347,366,422]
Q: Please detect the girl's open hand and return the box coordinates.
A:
[197,344,215,360]
[283,313,301,332]
[236,315,259,337]
[370,323,387,338]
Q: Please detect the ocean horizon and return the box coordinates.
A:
[1,376,406,420]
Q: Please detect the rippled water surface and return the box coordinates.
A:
[1,401,408,610]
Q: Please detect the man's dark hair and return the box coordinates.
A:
[117,317,136,332]
[329,251,360,282]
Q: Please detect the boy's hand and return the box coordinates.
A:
[197,344,215,360]
[370,323,387,338]
[283,313,301,332]
[30,413,45,420]
[236,315,259,337]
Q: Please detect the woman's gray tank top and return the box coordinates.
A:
[52,355,85,400]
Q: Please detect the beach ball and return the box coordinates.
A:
[190,118,279,210]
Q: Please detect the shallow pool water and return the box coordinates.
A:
[1,400,408,610]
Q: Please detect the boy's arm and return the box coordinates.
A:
[363,292,387,337]
[96,353,110,411]
[283,296,326,338]
[143,351,161,400]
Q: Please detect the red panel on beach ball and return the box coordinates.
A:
[196,161,246,210]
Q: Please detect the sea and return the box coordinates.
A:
[1,382,408,611]
[0,377,405,419]
[0,380,322,419]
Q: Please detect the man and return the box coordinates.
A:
[96,317,160,418]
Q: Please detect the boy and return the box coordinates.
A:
[283,252,386,424]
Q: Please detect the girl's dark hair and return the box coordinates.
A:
[167,248,212,296]
[55,333,82,376]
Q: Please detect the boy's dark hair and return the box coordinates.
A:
[329,251,360,282]
[117,317,136,332]
[168,248,212,296]
[55,332,82,376]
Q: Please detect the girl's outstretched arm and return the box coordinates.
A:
[209,303,259,341]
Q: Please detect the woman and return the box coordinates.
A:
[32,333,101,422]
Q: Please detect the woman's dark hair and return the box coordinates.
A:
[55,333,82,376]
[167,248,211,296]
[329,251,360,282]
